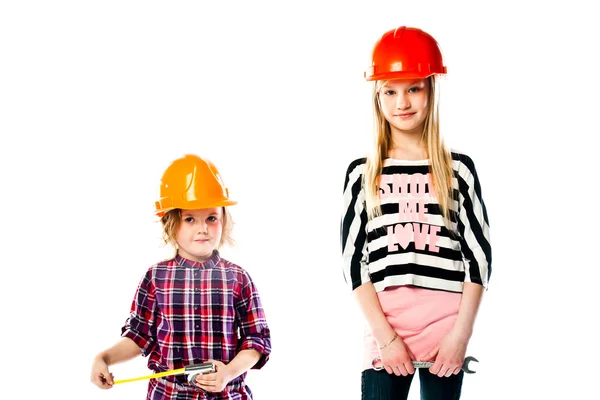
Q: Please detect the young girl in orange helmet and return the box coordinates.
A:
[341,27,492,399]
[91,154,271,400]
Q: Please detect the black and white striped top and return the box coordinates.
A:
[341,151,492,293]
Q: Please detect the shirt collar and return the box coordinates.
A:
[175,250,221,269]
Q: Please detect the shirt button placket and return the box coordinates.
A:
[194,270,200,332]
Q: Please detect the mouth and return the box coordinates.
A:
[195,239,210,243]
[394,112,416,119]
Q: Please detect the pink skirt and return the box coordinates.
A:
[363,286,462,371]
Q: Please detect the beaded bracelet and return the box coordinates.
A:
[379,332,398,349]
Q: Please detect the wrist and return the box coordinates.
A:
[374,328,398,348]
[95,352,109,365]
[221,361,239,379]
[451,326,473,341]
[378,332,398,349]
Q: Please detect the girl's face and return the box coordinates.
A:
[378,79,430,136]
[176,208,223,262]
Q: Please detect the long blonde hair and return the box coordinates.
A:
[363,75,454,228]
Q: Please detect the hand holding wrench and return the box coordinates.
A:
[371,356,479,374]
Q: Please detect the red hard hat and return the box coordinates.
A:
[364,26,447,81]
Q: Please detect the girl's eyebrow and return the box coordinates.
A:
[182,212,220,217]
[383,81,422,89]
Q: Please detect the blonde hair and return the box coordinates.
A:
[160,207,235,255]
[363,75,455,229]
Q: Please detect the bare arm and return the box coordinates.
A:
[452,282,484,339]
[354,282,396,345]
[225,349,261,378]
[422,282,484,377]
[91,338,141,388]
[97,337,141,365]
[195,346,263,392]
[354,282,415,376]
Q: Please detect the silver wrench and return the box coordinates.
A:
[371,356,478,374]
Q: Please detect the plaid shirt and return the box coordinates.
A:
[121,251,271,400]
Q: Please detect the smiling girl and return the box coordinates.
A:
[341,27,492,399]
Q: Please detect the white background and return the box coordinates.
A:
[1,1,598,399]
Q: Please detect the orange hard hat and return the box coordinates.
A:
[364,26,447,81]
[154,154,237,217]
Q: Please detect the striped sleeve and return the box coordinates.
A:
[454,154,492,288]
[341,158,370,291]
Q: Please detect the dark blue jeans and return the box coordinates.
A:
[361,368,464,400]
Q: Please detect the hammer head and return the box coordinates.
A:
[462,356,479,374]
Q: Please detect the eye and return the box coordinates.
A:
[184,217,194,223]
[408,86,421,93]
[382,89,396,96]
[207,216,218,223]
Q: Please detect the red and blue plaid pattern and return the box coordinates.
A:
[121,251,271,399]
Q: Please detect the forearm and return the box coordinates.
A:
[353,282,396,346]
[453,282,485,339]
[226,349,261,378]
[96,337,141,366]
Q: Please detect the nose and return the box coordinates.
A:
[396,93,410,110]
[197,222,208,234]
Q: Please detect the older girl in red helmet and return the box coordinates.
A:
[91,154,271,400]
[341,27,492,399]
